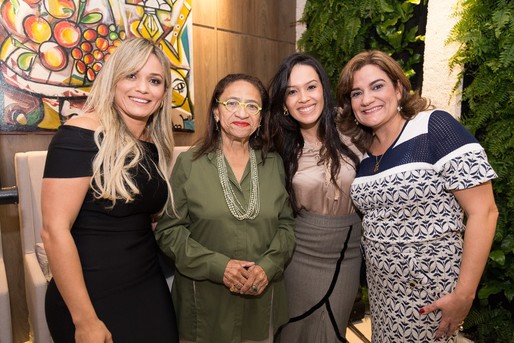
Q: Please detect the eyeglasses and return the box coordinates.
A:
[216,99,262,116]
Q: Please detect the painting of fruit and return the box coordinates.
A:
[23,15,52,44]
[0,1,16,32]
[39,41,67,71]
[0,0,194,133]
[53,20,81,48]
[44,0,75,19]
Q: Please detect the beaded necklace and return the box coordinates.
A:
[217,148,260,220]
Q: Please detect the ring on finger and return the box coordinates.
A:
[229,285,237,292]
[251,284,258,292]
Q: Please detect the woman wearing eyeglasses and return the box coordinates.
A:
[155,73,296,343]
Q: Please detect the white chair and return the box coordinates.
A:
[14,146,190,342]
[0,227,13,343]
[15,150,52,343]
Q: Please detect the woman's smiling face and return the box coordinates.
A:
[284,64,324,131]
[213,80,262,144]
[114,53,166,130]
[350,64,402,132]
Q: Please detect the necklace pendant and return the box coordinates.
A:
[373,162,379,173]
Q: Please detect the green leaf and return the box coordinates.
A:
[505,287,514,302]
[489,250,506,265]
[80,12,103,24]
[478,281,504,299]
[62,7,73,16]
[500,235,514,253]
[378,0,395,12]
[17,52,36,71]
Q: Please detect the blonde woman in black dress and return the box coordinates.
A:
[42,37,178,343]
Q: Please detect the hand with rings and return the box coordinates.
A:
[239,265,268,295]
[223,259,254,294]
[229,283,242,293]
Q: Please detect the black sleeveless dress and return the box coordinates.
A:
[44,125,178,343]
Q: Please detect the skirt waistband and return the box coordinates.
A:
[296,211,361,229]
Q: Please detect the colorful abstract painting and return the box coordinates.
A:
[0,0,194,133]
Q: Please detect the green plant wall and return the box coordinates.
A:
[449,0,514,341]
[297,0,427,90]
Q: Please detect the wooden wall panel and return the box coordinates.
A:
[217,31,248,76]
[276,0,300,43]
[217,32,295,86]
[188,25,218,144]
[250,37,296,86]
[0,1,296,341]
[218,0,296,42]
[192,0,217,27]
[217,0,246,33]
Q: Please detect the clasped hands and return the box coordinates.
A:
[223,259,268,295]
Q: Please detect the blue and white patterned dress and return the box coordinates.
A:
[350,110,497,343]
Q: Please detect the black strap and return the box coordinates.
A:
[287,224,354,342]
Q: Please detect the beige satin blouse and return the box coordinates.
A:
[292,135,361,216]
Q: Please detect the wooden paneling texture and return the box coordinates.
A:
[0,0,296,341]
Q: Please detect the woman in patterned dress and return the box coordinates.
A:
[268,52,362,342]
[336,50,498,343]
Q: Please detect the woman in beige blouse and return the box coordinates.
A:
[267,53,362,343]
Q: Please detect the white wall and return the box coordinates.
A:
[296,0,307,46]
[422,0,462,117]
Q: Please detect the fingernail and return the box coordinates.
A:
[419,308,425,314]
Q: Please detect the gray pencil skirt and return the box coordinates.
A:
[278,212,362,343]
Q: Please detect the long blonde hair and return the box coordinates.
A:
[83,37,175,213]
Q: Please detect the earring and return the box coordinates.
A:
[397,105,403,113]
[353,113,359,126]
[214,117,219,131]
[255,125,261,137]
[283,107,289,116]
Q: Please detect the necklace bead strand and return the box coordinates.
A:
[217,148,260,220]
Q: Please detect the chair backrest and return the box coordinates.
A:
[15,151,48,255]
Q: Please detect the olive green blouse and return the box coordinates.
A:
[155,147,295,343]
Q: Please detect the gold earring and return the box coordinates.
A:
[283,107,289,116]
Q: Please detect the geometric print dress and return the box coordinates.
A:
[350,110,497,342]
